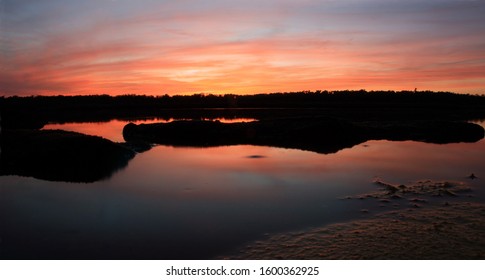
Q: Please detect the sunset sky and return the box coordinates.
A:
[1,0,485,96]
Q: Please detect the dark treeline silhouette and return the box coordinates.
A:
[2,90,485,128]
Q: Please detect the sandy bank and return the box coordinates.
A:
[228,179,485,260]
[227,202,485,259]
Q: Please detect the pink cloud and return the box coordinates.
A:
[2,1,484,96]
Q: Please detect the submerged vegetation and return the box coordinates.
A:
[368,180,473,199]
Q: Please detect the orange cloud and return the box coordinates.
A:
[2,0,484,96]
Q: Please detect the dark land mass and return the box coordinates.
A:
[2,90,485,129]
[123,118,485,154]
[0,129,135,182]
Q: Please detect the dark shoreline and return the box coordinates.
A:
[0,129,135,182]
[2,90,485,129]
[123,118,484,154]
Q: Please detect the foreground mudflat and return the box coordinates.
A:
[228,202,485,259]
[228,179,485,259]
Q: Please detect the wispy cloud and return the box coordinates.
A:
[1,0,484,95]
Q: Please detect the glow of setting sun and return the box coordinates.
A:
[1,0,485,96]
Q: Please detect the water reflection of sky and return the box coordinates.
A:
[43,118,257,142]
[1,121,484,259]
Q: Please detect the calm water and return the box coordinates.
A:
[43,117,257,142]
[1,120,484,259]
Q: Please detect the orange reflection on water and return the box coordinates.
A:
[42,118,256,142]
[43,119,485,201]
[112,129,485,202]
[42,119,161,142]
